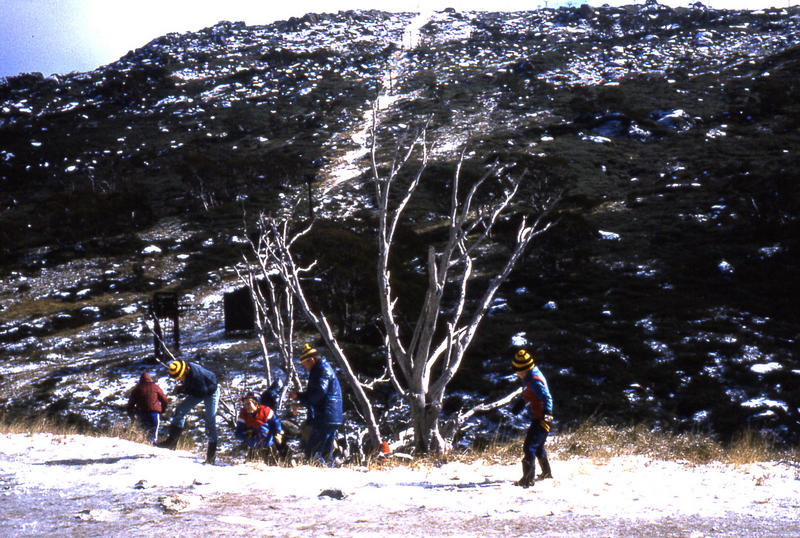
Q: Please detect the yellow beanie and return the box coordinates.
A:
[299,343,319,361]
[512,349,534,372]
[168,360,188,379]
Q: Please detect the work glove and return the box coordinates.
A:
[274,432,284,445]
[540,414,554,432]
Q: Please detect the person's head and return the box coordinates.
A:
[242,392,259,414]
[168,360,189,381]
[512,349,535,378]
[299,343,320,371]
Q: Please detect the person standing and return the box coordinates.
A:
[512,348,554,487]
[158,358,220,464]
[288,343,343,465]
[126,371,169,444]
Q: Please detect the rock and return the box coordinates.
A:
[75,509,114,522]
[160,494,196,514]
[319,488,347,500]
[651,109,694,133]
[590,113,631,138]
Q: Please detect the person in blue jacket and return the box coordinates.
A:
[289,343,343,465]
[158,358,220,464]
[512,349,554,487]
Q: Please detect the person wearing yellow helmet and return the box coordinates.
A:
[288,343,343,466]
[158,357,219,464]
[512,348,554,487]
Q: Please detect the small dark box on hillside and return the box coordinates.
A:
[224,286,255,333]
[152,291,179,318]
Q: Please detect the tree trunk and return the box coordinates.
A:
[409,394,448,454]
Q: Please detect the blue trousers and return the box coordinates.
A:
[137,411,160,444]
[304,424,339,465]
[522,420,549,462]
[236,427,275,449]
[171,388,219,443]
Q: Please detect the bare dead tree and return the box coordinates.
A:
[370,113,559,453]
[235,221,306,409]
[242,213,384,452]
[238,106,556,455]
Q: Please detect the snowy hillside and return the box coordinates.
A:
[1,3,799,453]
[2,432,799,536]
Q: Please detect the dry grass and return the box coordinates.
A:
[0,413,194,450]
[402,419,797,468]
[541,419,794,466]
[2,414,796,469]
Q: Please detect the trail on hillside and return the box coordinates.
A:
[2,433,799,537]
[317,10,436,198]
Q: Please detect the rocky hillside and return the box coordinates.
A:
[0,4,798,445]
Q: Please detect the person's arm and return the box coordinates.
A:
[299,371,329,407]
[156,386,169,411]
[267,408,282,434]
[126,387,137,416]
[234,411,249,440]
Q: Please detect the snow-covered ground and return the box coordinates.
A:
[2,433,798,536]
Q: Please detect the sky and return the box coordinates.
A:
[0,0,797,79]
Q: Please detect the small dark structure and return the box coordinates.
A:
[151,291,180,358]
[224,286,256,334]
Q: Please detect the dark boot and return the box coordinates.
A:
[157,425,183,450]
[537,455,553,479]
[514,458,535,488]
[205,441,217,464]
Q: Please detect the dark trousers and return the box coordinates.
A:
[304,424,339,465]
[522,420,549,462]
[137,411,160,444]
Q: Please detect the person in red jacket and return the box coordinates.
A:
[235,392,283,460]
[127,372,169,445]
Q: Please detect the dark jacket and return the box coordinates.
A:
[127,372,169,414]
[181,362,218,398]
[298,356,343,426]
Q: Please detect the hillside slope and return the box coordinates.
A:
[0,4,798,444]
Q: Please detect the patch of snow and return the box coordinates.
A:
[598,230,621,241]
[510,332,527,347]
[718,260,734,274]
[758,244,782,259]
[741,398,789,412]
[750,362,782,374]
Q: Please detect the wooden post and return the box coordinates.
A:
[152,292,180,358]
[153,314,164,359]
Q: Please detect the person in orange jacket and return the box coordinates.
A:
[235,392,283,450]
